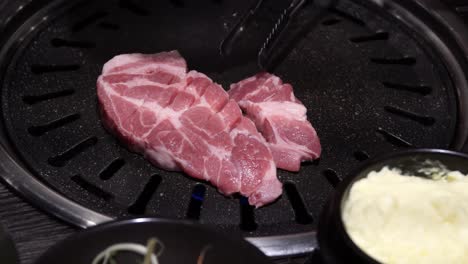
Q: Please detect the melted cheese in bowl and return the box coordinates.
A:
[342,167,468,264]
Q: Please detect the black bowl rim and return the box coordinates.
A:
[334,148,468,263]
[35,216,270,263]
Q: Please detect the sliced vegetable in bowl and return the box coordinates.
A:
[92,237,163,264]
[35,218,273,264]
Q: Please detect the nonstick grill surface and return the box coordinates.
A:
[0,0,467,257]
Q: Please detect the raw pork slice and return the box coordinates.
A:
[229,73,321,172]
[97,51,281,207]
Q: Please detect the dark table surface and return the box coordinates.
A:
[0,182,75,264]
[0,0,467,263]
[0,181,313,264]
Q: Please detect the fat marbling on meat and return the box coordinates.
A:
[97,51,282,207]
[229,73,321,172]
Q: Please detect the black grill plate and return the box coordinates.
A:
[0,0,463,238]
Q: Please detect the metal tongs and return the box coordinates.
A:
[220,0,339,70]
[258,0,339,69]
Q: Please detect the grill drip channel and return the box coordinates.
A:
[0,0,467,258]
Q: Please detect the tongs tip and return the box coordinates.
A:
[257,0,339,70]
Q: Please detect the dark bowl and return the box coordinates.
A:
[35,218,273,264]
[317,148,468,264]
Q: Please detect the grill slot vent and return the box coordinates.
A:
[239,197,258,231]
[48,136,98,167]
[384,105,436,126]
[99,158,125,180]
[28,113,81,136]
[331,8,365,26]
[186,184,207,220]
[30,64,80,74]
[382,81,432,95]
[51,38,95,48]
[322,169,340,188]
[22,89,75,105]
[71,175,113,201]
[353,150,370,161]
[128,175,162,215]
[284,182,313,225]
[350,31,389,43]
